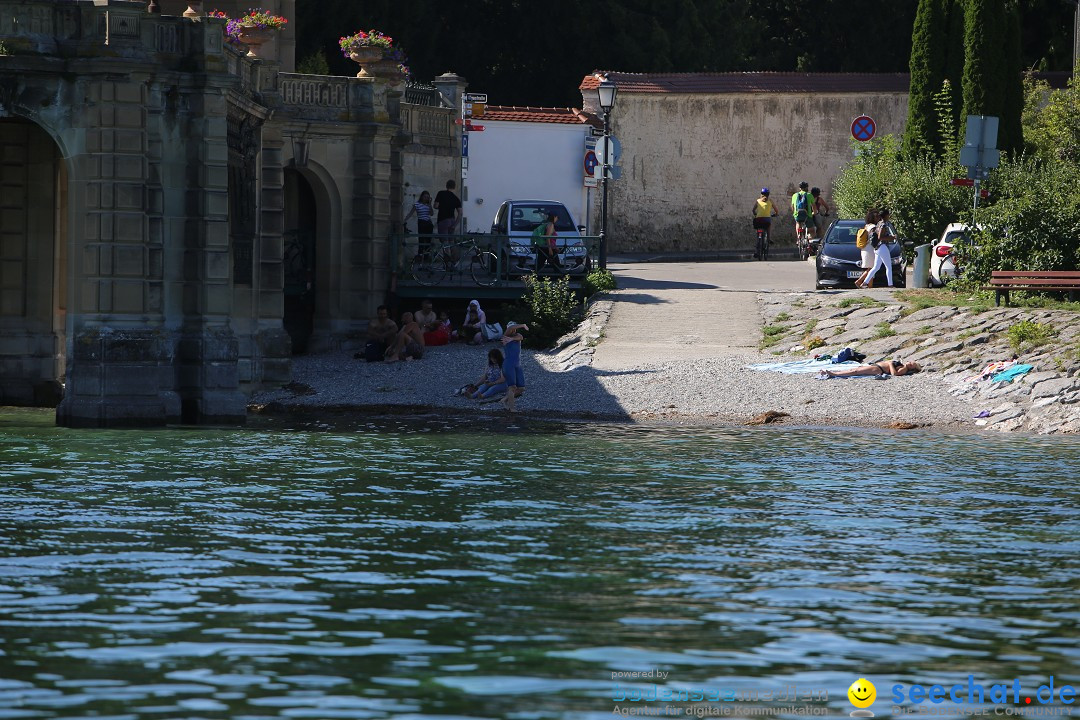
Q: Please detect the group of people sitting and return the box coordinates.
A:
[360,298,507,363]
[458,322,529,411]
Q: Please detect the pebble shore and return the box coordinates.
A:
[252,290,1077,432]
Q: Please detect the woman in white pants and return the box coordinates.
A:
[860,208,896,288]
[855,208,879,288]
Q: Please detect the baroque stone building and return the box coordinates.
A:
[0,0,459,426]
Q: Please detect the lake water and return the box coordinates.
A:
[1,408,1078,720]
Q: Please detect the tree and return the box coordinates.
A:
[961,0,1006,120]
[904,0,949,158]
[998,2,1025,155]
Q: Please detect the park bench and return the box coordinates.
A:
[983,270,1080,306]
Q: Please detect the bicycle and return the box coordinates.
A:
[410,234,500,287]
[753,223,770,261]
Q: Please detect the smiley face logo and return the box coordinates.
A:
[848,678,877,709]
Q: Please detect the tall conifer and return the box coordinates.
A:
[904,0,949,157]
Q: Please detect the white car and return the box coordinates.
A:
[489,200,589,275]
[930,223,979,286]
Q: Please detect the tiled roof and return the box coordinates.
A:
[579,71,911,94]
[482,106,599,126]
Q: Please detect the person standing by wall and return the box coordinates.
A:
[433,180,462,238]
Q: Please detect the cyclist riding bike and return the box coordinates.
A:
[791,181,812,245]
[809,186,830,242]
[751,188,778,260]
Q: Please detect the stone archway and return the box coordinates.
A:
[283,164,337,351]
[0,117,67,406]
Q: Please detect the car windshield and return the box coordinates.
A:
[511,204,576,232]
[826,223,895,244]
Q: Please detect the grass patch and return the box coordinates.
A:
[917,324,933,335]
[957,329,977,340]
[895,288,1080,315]
[760,324,790,349]
[873,322,896,339]
[1007,320,1057,351]
[836,296,884,309]
[774,312,791,322]
[802,318,819,336]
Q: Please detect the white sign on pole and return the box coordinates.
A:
[584,137,598,188]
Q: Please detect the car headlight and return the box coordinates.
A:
[820,255,845,267]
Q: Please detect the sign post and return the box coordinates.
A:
[959,115,1000,227]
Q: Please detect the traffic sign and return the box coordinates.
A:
[466,124,484,132]
[463,93,487,103]
[462,134,468,157]
[950,178,974,187]
[851,115,876,142]
[584,150,598,176]
[593,135,622,167]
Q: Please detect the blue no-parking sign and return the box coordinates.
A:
[851,115,876,142]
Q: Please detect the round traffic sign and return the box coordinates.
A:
[851,115,876,142]
[584,150,598,177]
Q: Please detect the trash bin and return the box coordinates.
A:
[913,243,932,288]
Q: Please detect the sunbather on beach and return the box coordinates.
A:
[820,360,921,378]
[385,312,425,362]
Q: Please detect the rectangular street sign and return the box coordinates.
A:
[964,115,999,149]
[950,178,974,187]
[462,134,468,157]
[463,93,488,103]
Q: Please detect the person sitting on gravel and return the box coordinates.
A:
[460,300,486,345]
[819,359,921,379]
[415,299,438,333]
[468,348,507,399]
[385,312,425,362]
[424,310,452,347]
[356,305,398,361]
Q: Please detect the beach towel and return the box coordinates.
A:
[747,359,862,375]
[990,364,1033,384]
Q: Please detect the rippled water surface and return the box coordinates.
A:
[1,409,1079,719]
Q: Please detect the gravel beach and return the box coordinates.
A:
[250,296,983,430]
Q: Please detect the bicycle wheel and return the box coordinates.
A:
[755,231,764,260]
[470,250,500,287]
[763,232,770,261]
[411,249,447,286]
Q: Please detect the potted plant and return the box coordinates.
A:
[211,9,288,59]
[339,30,396,78]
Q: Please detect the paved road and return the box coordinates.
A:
[592,258,882,370]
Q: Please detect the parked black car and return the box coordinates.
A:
[815,219,907,289]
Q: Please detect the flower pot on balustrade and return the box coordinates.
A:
[349,47,385,77]
[235,27,275,59]
[183,1,202,19]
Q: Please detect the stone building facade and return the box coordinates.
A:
[579,72,911,253]
[0,0,459,426]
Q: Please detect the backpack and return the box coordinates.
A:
[855,228,869,249]
[794,192,809,222]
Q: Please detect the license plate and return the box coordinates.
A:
[847,270,863,278]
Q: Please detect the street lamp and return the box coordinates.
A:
[597,79,617,270]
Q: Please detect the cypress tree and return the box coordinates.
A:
[904,0,949,158]
[942,0,966,141]
[962,0,1007,121]
[998,3,1024,154]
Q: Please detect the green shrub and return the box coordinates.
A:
[1006,320,1056,351]
[774,312,791,322]
[582,268,617,296]
[873,322,897,339]
[521,275,579,349]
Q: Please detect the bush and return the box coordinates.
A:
[521,275,579,348]
[582,268,617,296]
[1007,320,1056,351]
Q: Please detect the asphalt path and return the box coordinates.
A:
[592,258,869,370]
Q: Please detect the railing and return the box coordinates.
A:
[398,103,454,142]
[279,74,350,109]
[404,81,444,107]
[389,232,600,296]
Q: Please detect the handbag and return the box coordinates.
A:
[481,322,503,341]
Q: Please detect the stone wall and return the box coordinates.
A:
[599,91,908,253]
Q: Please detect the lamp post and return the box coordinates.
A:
[597,79,617,270]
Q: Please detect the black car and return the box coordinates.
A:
[815,219,907,289]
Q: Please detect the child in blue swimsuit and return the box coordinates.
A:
[501,322,528,411]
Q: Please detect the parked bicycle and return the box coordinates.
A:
[410,234,500,287]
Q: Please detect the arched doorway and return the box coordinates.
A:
[0,118,67,406]
[283,168,317,354]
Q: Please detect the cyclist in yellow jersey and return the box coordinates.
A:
[751,188,778,260]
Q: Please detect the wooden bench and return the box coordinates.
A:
[984,270,1080,306]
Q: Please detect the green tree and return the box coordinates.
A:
[904,0,949,158]
[997,2,1024,155]
[961,0,1006,120]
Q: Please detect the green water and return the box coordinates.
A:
[1,408,1078,719]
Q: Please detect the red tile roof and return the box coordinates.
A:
[482,106,599,126]
[579,71,911,94]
